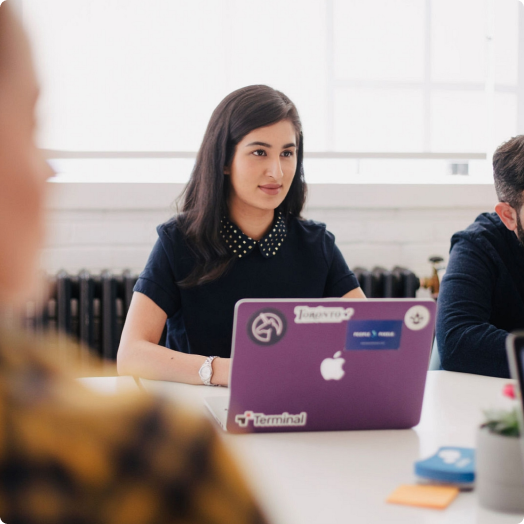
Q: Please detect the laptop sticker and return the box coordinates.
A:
[404,305,431,331]
[320,351,346,380]
[235,410,307,428]
[345,320,403,350]
[294,305,354,323]
[248,309,287,345]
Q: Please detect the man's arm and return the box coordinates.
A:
[436,236,510,378]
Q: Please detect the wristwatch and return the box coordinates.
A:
[199,356,219,386]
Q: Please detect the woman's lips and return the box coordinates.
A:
[259,184,282,196]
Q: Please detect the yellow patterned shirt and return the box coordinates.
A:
[0,330,268,524]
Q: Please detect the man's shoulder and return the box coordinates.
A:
[448,212,522,276]
[467,212,504,234]
[453,212,507,248]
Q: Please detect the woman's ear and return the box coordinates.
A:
[495,201,519,232]
[224,166,230,175]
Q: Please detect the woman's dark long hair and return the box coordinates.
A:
[177,85,307,287]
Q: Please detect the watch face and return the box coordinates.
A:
[201,367,211,380]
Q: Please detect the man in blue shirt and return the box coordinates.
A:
[437,135,524,378]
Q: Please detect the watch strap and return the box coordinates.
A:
[199,355,218,386]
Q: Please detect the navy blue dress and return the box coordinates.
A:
[134,214,359,358]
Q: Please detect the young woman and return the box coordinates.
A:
[117,85,365,385]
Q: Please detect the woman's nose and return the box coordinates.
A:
[266,157,284,180]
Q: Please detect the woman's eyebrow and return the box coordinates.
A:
[244,141,297,148]
[245,141,271,148]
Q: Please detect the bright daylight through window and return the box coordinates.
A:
[20,0,522,183]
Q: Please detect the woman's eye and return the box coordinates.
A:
[281,150,294,157]
[253,149,266,156]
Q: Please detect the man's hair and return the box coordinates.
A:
[493,135,524,210]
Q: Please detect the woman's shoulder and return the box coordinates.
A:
[154,215,196,265]
[289,215,326,230]
[289,216,330,239]
[156,214,187,242]
[287,216,336,253]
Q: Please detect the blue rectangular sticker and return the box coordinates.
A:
[345,320,403,350]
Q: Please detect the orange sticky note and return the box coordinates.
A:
[386,484,459,509]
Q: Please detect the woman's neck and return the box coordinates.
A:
[228,205,275,241]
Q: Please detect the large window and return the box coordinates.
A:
[20,0,523,182]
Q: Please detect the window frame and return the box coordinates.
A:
[16,0,524,179]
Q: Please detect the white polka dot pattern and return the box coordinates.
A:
[219,212,287,259]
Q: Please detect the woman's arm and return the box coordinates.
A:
[342,287,366,299]
[117,292,230,385]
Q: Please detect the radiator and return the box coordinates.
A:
[353,266,420,299]
[23,266,419,360]
[24,270,137,361]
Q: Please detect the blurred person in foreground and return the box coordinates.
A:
[436,135,524,379]
[0,3,267,523]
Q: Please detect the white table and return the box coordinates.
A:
[135,371,523,524]
[78,375,140,395]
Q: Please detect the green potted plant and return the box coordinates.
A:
[476,385,524,514]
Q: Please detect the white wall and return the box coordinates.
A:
[41,183,496,281]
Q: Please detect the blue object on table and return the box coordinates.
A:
[415,447,475,484]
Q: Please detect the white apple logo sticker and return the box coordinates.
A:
[320,351,345,381]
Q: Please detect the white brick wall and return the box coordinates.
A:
[41,209,172,274]
[298,207,486,277]
[306,207,484,277]
[40,183,495,281]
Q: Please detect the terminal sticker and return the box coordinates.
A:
[345,320,403,350]
[235,410,307,428]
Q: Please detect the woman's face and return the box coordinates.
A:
[0,9,53,306]
[226,119,298,216]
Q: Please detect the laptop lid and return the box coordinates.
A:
[226,298,436,433]
[506,332,524,461]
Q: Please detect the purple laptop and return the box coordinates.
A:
[205,298,436,433]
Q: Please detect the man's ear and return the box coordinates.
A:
[495,202,518,232]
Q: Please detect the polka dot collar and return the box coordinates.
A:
[220,212,287,259]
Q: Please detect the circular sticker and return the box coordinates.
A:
[248,308,287,346]
[404,305,431,331]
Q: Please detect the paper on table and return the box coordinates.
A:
[386,484,459,510]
